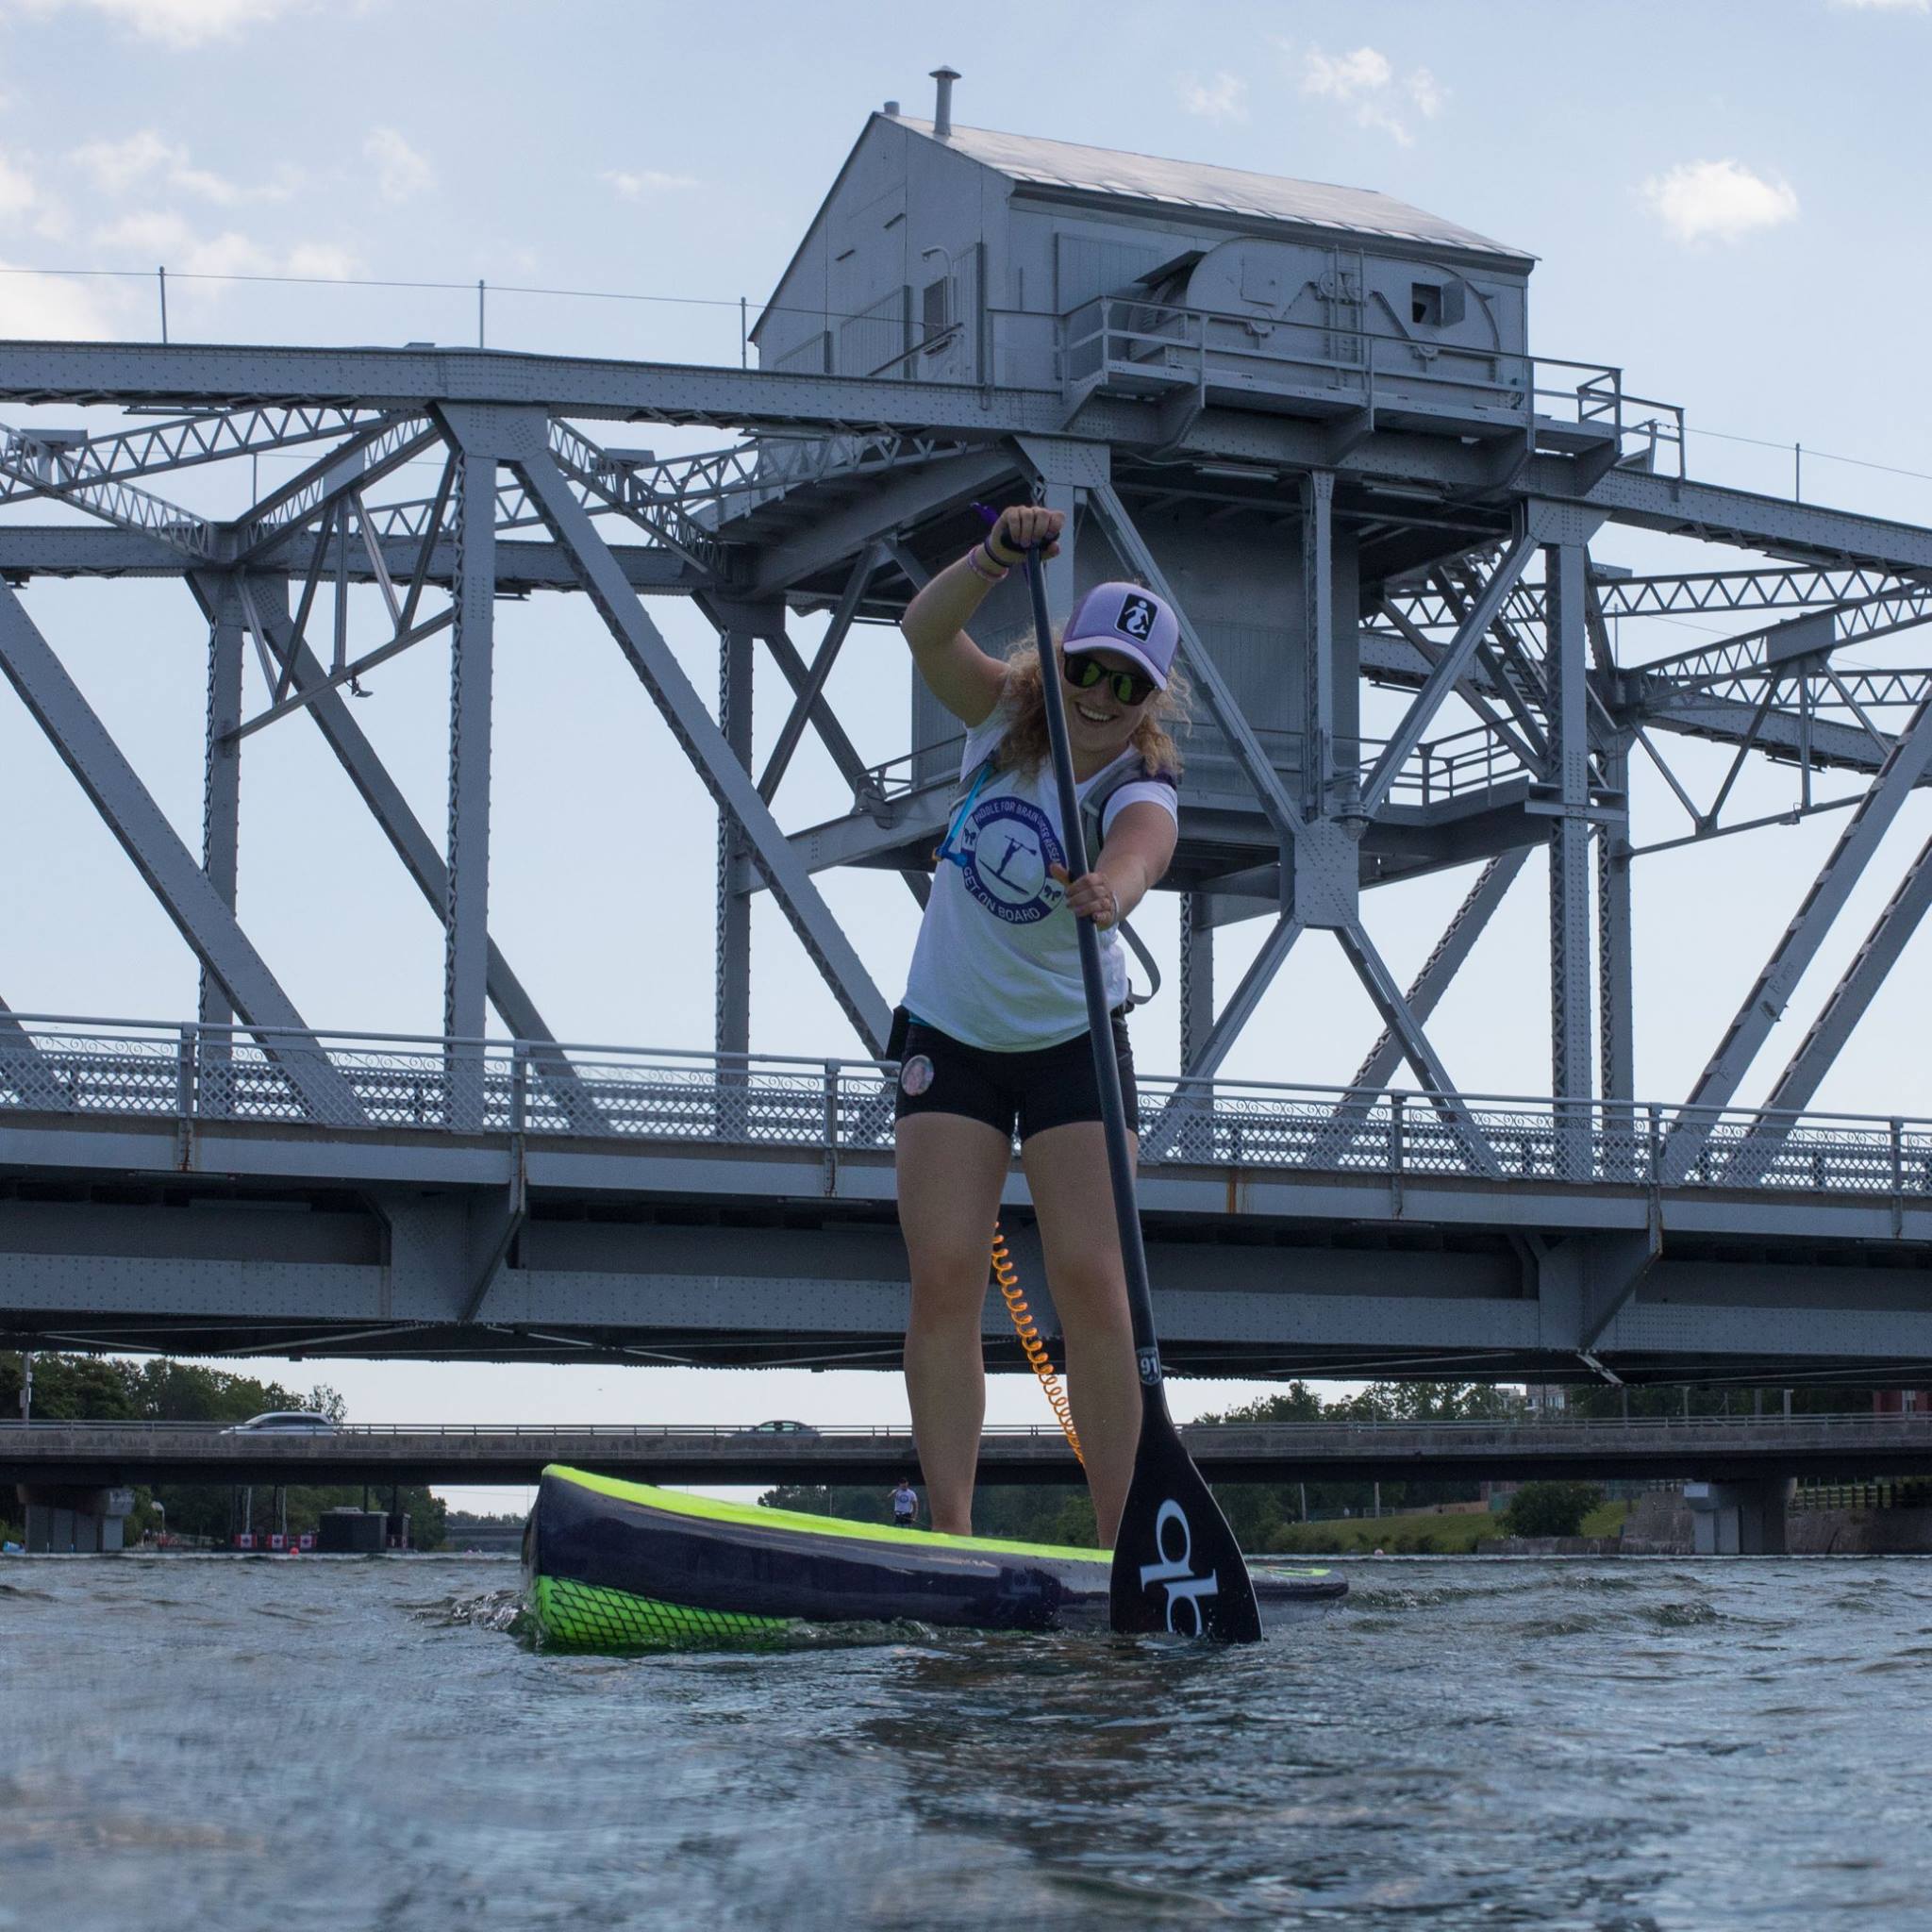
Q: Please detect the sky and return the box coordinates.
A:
[2,0,1930,1502]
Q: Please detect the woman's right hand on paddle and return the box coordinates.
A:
[987,504,1062,567]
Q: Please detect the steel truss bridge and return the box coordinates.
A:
[0,335,1930,1384]
[5,1413,1926,1490]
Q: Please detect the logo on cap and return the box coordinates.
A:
[1117,592,1158,642]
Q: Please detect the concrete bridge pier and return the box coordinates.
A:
[15,1483,133,1552]
[1684,1477,1791,1555]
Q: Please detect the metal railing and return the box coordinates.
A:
[858,716,1533,824]
[1056,297,1688,475]
[2,1014,1929,1201]
[3,1412,1924,1440]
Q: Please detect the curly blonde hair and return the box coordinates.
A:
[993,640,1190,781]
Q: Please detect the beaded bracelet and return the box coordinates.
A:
[965,542,1008,584]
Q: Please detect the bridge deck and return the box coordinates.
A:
[5,1415,1928,1489]
[4,1019,1930,1379]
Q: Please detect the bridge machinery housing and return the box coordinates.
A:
[1,73,1930,1385]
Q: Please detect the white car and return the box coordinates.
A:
[221,1411,338,1435]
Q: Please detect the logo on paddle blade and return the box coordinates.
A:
[1135,1346,1161,1386]
[1137,1497,1221,1636]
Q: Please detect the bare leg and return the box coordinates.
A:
[895,1111,1012,1536]
[1022,1120,1140,1549]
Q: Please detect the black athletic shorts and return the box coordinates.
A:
[891,1011,1139,1142]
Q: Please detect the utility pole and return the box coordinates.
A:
[18,1350,30,1422]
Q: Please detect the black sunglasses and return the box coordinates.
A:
[1065,656,1157,708]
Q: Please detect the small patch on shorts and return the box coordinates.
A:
[899,1054,935,1098]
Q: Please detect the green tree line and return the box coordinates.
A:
[761,1375,1885,1551]
[760,1380,1525,1549]
[2,1352,446,1550]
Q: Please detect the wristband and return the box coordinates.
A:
[984,536,1023,570]
[965,545,1008,584]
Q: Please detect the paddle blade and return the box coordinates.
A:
[1108,1398,1263,1643]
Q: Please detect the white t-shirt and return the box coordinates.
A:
[901,704,1178,1052]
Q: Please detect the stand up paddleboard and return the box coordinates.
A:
[522,1465,1345,1652]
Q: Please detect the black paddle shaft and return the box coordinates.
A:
[1023,547,1261,1643]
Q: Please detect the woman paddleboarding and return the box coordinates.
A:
[894,503,1187,1545]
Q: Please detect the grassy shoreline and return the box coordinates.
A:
[1258,1499,1630,1556]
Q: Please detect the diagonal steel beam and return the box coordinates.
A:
[1378,599,1541,772]
[1360,530,1538,820]
[0,443,213,558]
[1139,912,1306,1162]
[1667,684,1932,1180]
[1345,850,1530,1100]
[1090,482,1305,843]
[233,415,437,563]
[1186,911,1307,1081]
[0,583,356,1122]
[758,544,880,803]
[231,583,601,1130]
[510,431,892,1054]
[1335,920,1499,1177]
[1310,849,1530,1170]
[1722,828,1932,1187]
[760,625,879,807]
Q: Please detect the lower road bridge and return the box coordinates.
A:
[3,1019,1931,1386]
[6,1413,1928,1490]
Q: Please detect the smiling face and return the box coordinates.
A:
[1059,646,1155,764]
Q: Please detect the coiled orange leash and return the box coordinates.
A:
[991,1219,1082,1464]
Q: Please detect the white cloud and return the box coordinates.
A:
[1180,72,1248,123]
[0,148,37,222]
[94,208,195,255]
[10,0,302,45]
[1291,42,1441,146]
[70,130,176,194]
[1642,158,1799,245]
[285,241,358,280]
[0,259,114,339]
[69,129,296,204]
[601,167,699,199]
[93,208,356,283]
[365,127,433,204]
[1407,68,1447,120]
[1300,44,1393,99]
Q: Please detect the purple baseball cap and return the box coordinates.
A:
[1062,581,1179,691]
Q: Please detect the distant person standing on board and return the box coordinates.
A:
[891,1478,919,1528]
[892,502,1185,1548]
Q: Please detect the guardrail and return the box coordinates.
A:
[2,1412,1923,1439]
[859,717,1533,820]
[1057,296,1688,475]
[2,1014,1929,1200]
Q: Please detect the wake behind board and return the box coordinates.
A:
[523,1464,1346,1652]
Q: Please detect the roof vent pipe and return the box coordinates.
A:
[930,66,959,139]
[883,99,900,117]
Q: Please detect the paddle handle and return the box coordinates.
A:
[1024,548,1163,1389]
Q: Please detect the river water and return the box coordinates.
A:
[3,1553,1928,1930]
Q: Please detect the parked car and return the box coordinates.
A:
[221,1411,338,1436]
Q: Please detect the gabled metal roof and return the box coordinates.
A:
[902,116,1534,267]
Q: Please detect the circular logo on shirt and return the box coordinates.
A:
[899,1054,935,1097]
[956,796,1066,926]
